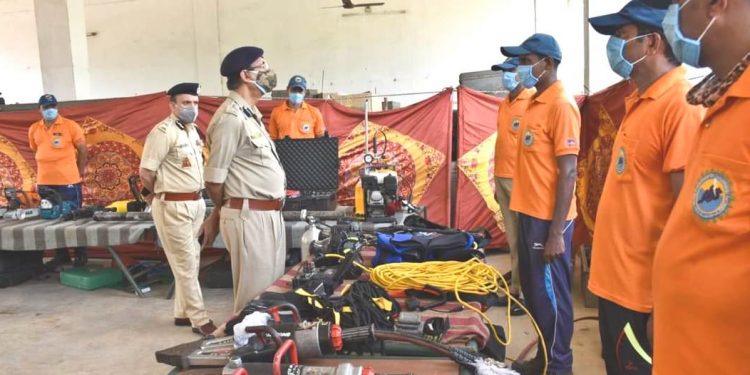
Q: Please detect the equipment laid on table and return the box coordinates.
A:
[1,187,41,220]
[354,101,401,222]
[93,211,152,221]
[2,207,40,220]
[105,175,148,213]
[373,226,486,266]
[276,136,340,212]
[38,186,78,220]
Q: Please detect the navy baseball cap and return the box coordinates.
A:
[491,57,520,72]
[38,94,57,107]
[288,75,307,90]
[501,33,562,63]
[589,1,667,35]
[220,46,264,77]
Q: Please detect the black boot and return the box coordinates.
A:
[512,353,545,375]
[45,249,71,271]
[73,248,88,268]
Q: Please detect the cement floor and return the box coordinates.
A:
[0,252,604,374]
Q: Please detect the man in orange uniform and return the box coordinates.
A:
[502,34,580,375]
[650,0,750,373]
[491,56,534,315]
[268,75,326,140]
[587,2,703,373]
[28,94,88,268]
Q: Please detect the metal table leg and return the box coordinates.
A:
[106,246,145,297]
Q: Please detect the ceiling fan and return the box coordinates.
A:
[321,0,386,10]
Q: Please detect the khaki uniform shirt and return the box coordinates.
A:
[204,91,285,201]
[140,114,204,194]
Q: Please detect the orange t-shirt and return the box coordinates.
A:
[494,88,535,178]
[652,68,750,374]
[588,67,703,313]
[28,116,85,185]
[509,81,580,221]
[268,101,325,140]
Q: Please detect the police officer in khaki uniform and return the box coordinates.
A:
[201,47,286,314]
[140,83,217,336]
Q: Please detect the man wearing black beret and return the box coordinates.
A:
[140,82,217,336]
[200,46,287,314]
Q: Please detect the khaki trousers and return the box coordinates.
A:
[152,197,209,327]
[495,177,521,295]
[220,203,286,314]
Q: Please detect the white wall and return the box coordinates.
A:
[2,0,674,106]
[0,0,43,104]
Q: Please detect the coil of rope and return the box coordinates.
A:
[367,257,549,374]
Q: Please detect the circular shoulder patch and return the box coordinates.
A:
[614,147,626,175]
[693,170,732,222]
[511,118,521,132]
[522,129,534,147]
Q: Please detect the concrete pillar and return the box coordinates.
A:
[192,0,223,96]
[33,0,90,100]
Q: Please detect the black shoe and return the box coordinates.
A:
[510,296,526,317]
[73,248,88,268]
[511,355,545,375]
[45,250,71,271]
[502,271,512,284]
[174,318,191,327]
[192,320,218,337]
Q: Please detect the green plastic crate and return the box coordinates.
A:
[60,266,123,290]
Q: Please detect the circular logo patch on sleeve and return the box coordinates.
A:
[614,147,626,175]
[693,170,732,221]
[522,129,534,147]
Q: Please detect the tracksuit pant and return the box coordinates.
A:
[517,213,574,373]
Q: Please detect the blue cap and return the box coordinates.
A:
[491,57,520,72]
[589,1,667,35]
[501,33,562,62]
[220,46,264,77]
[288,75,307,90]
[38,94,57,107]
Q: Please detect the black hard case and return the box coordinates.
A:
[274,137,340,211]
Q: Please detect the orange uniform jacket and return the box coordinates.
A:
[652,68,750,374]
[28,116,85,185]
[268,101,325,140]
[510,81,581,221]
[589,67,702,313]
[495,88,535,178]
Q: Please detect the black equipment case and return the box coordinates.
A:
[275,136,339,211]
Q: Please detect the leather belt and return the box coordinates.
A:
[226,198,283,211]
[161,192,201,201]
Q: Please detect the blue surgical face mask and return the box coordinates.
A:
[289,92,304,105]
[607,35,649,79]
[516,59,547,89]
[42,108,58,121]
[502,71,519,92]
[662,0,717,68]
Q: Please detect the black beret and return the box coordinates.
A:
[167,82,200,96]
[220,46,264,77]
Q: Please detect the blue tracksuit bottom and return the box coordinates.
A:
[517,213,574,373]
